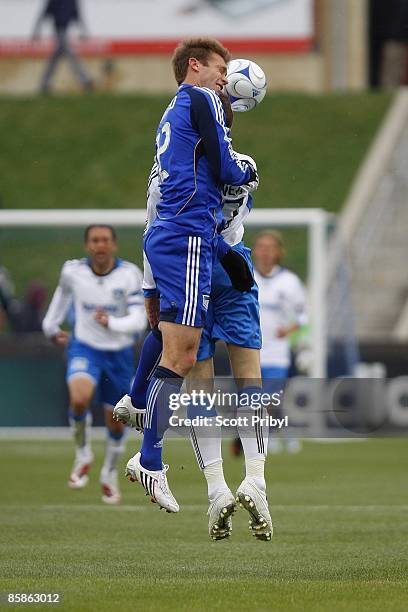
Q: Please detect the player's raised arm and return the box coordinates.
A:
[189,87,256,187]
[42,261,74,341]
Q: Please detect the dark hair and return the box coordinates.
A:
[172,37,231,85]
[84,224,117,242]
[218,90,233,129]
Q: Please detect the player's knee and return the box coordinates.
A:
[107,414,123,435]
[165,354,196,377]
[70,396,90,413]
[185,350,197,371]
[176,350,197,376]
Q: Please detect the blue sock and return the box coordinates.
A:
[68,409,88,422]
[140,366,183,471]
[107,428,125,441]
[187,398,217,419]
[130,328,163,410]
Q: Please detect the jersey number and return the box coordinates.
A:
[156,122,171,182]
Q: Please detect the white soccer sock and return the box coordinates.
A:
[102,434,125,474]
[238,408,268,455]
[190,420,229,501]
[190,419,222,469]
[203,460,230,503]
[237,402,268,488]
[245,457,266,492]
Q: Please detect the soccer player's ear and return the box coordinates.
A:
[188,57,201,73]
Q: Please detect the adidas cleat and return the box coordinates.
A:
[236,478,273,541]
[113,394,145,432]
[100,468,121,505]
[208,490,236,541]
[125,452,179,513]
[68,447,94,489]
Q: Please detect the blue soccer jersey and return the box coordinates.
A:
[154,84,252,239]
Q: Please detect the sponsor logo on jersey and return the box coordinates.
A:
[202,294,210,310]
[113,288,125,300]
[82,302,118,313]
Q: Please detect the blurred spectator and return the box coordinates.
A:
[231,231,308,457]
[12,282,48,334]
[0,265,19,332]
[32,0,94,94]
[370,0,408,88]
[0,266,47,334]
[254,230,307,454]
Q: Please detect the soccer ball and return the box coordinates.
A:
[225,58,267,112]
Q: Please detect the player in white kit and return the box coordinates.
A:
[253,230,307,453]
[42,225,146,503]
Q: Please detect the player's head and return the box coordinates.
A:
[172,37,230,91]
[253,230,284,273]
[218,90,233,129]
[84,225,117,267]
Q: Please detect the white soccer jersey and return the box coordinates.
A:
[43,258,146,351]
[255,266,308,368]
[143,156,257,291]
[143,163,160,292]
[221,152,258,246]
[220,183,252,246]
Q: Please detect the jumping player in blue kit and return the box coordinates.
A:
[123,38,258,513]
[115,88,273,541]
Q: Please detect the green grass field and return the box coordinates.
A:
[0,93,391,211]
[1,437,407,611]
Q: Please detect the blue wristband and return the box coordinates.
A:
[143,288,158,298]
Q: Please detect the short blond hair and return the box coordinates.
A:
[254,230,284,249]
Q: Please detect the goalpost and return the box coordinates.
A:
[0,207,331,377]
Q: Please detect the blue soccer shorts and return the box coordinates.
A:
[197,241,262,361]
[144,225,213,328]
[66,338,134,408]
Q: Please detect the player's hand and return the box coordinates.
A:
[52,331,69,346]
[145,295,160,328]
[220,250,254,292]
[276,324,299,338]
[94,308,109,328]
[239,154,259,192]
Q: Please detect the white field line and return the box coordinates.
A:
[0,427,373,443]
[2,504,408,513]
